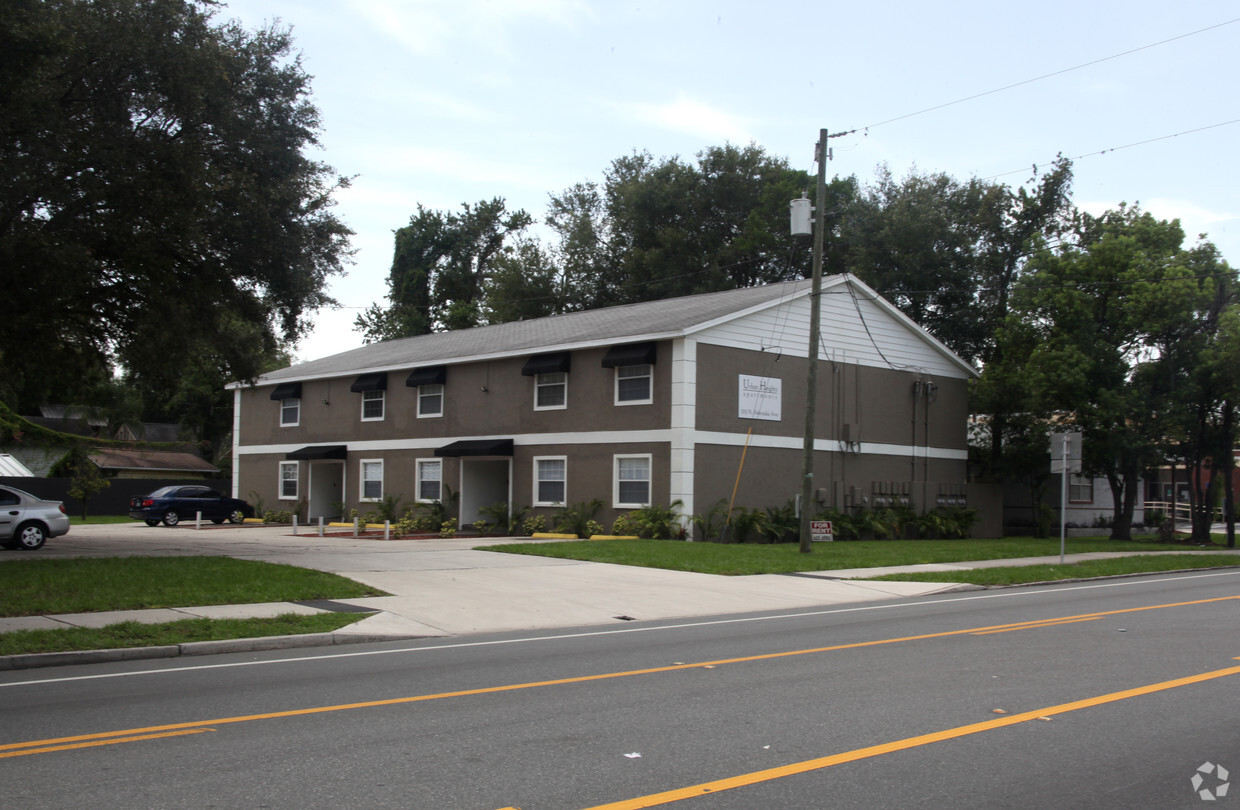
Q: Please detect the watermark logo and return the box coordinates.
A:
[1192,762,1230,801]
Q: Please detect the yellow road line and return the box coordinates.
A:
[1,728,212,759]
[578,663,1240,810]
[970,616,1103,635]
[4,595,1235,758]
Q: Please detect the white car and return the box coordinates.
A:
[0,485,70,551]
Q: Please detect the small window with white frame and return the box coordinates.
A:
[1069,474,1093,503]
[615,364,653,405]
[418,383,444,417]
[534,456,567,506]
[614,454,651,508]
[279,461,299,500]
[280,398,300,427]
[360,459,384,501]
[417,458,442,502]
[535,372,567,410]
[361,389,385,421]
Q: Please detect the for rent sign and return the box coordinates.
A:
[738,374,782,421]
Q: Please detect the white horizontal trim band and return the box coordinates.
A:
[238,429,967,461]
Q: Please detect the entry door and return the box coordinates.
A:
[459,459,511,528]
[307,461,345,520]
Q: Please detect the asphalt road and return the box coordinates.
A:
[3,570,1239,809]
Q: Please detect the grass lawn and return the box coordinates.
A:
[0,556,386,616]
[0,556,389,656]
[482,536,1232,576]
[858,554,1240,586]
[0,613,367,656]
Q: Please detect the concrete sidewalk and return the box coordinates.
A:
[3,523,1238,668]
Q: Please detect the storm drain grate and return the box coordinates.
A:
[613,615,637,621]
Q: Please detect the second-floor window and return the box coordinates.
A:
[362,390,385,421]
[535,372,567,410]
[280,398,300,426]
[418,384,444,417]
[615,364,652,404]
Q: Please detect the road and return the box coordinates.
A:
[3,570,1239,809]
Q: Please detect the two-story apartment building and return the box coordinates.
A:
[231,275,978,532]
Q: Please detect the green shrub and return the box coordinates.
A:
[690,500,729,542]
[626,501,684,539]
[522,514,547,536]
[552,499,604,537]
[611,512,640,537]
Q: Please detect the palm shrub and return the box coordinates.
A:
[478,501,529,535]
[628,501,684,539]
[761,501,799,543]
[552,499,604,537]
[723,506,767,543]
[415,484,458,528]
[690,500,729,542]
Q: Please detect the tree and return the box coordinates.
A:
[0,0,352,414]
[49,444,110,520]
[356,198,532,341]
[544,144,829,309]
[843,158,1073,366]
[1002,204,1230,540]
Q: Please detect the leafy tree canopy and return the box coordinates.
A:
[0,0,353,420]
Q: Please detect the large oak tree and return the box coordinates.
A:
[0,0,352,417]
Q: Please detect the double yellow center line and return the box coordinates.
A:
[2,595,1235,763]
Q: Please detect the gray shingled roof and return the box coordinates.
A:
[259,279,818,383]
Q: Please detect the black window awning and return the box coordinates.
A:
[405,366,447,387]
[521,352,571,376]
[285,445,348,461]
[435,439,514,457]
[350,372,387,393]
[270,382,302,400]
[602,342,657,368]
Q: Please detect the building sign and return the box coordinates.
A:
[738,374,782,421]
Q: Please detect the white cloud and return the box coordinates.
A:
[618,95,755,145]
[344,0,595,58]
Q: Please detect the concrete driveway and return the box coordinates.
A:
[3,522,957,637]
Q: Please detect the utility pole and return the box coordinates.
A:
[798,129,829,553]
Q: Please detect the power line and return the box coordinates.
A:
[854,17,1240,133]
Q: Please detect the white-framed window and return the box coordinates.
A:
[535,372,567,410]
[279,461,299,500]
[280,398,300,427]
[361,390,385,421]
[614,454,651,508]
[1069,474,1094,503]
[534,456,567,506]
[361,459,384,501]
[615,363,653,405]
[418,383,444,417]
[417,458,442,502]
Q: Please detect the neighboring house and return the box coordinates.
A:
[0,454,34,477]
[230,275,979,532]
[88,449,220,480]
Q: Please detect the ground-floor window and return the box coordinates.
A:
[279,461,299,500]
[1069,473,1093,503]
[614,454,651,508]
[361,459,384,501]
[534,456,566,505]
[418,458,442,502]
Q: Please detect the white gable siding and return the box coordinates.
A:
[693,288,972,380]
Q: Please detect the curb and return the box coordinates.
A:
[0,630,427,672]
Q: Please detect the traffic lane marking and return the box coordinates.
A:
[2,595,1236,758]
[576,663,1240,810]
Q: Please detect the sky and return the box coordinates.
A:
[216,0,1240,364]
